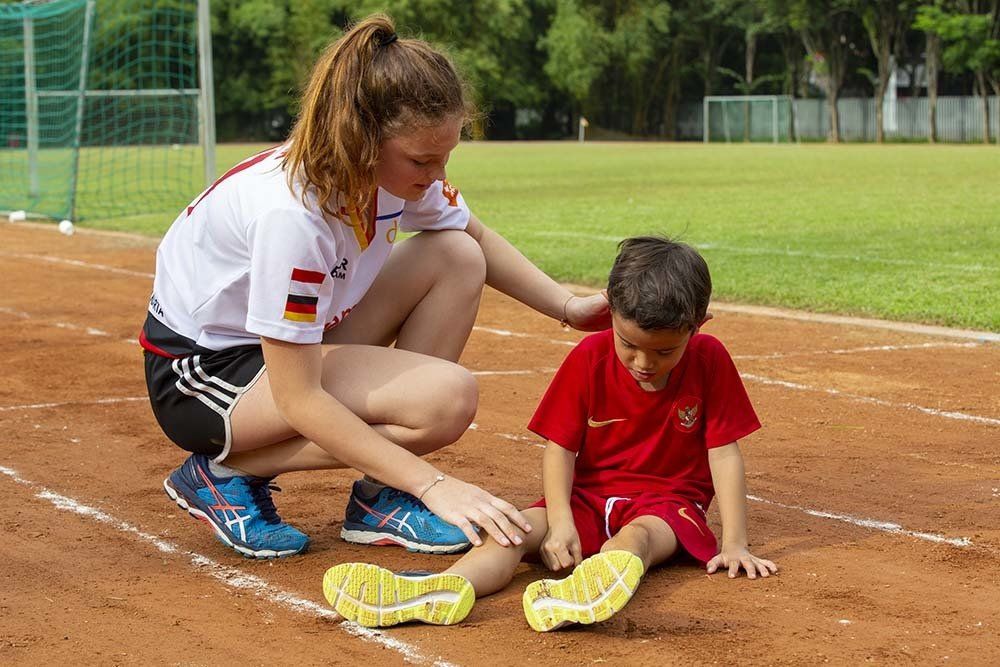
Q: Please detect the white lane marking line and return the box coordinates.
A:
[473,326,576,347]
[741,373,1000,427]
[517,230,997,274]
[0,465,457,667]
[4,243,994,342]
[0,251,155,279]
[0,306,124,340]
[4,220,160,245]
[472,326,999,427]
[494,432,546,448]
[473,423,984,551]
[0,396,148,412]
[906,453,996,471]
[470,369,557,376]
[733,341,982,360]
[745,494,977,549]
[558,284,999,343]
[711,303,1000,343]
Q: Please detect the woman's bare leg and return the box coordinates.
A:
[226,344,477,476]
[226,229,487,476]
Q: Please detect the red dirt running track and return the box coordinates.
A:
[1,222,998,665]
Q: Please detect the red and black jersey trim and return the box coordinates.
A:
[140,312,213,359]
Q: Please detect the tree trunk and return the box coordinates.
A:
[743,31,757,141]
[875,78,886,143]
[977,72,990,144]
[926,33,939,143]
[662,43,681,140]
[827,87,840,143]
[874,51,891,144]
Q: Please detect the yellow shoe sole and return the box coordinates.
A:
[322,562,474,628]
[522,550,643,632]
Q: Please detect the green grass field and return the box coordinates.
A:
[8,142,999,331]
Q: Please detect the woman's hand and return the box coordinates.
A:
[706,545,777,580]
[563,292,611,332]
[421,476,532,548]
[539,518,582,571]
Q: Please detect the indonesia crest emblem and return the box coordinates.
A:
[673,396,702,433]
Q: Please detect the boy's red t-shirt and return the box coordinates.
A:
[527,329,760,511]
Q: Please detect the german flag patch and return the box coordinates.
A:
[284,267,324,323]
[441,180,460,207]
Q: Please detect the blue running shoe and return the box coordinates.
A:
[163,454,309,559]
[341,481,471,554]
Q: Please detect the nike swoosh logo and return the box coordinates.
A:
[587,417,628,428]
[678,507,706,536]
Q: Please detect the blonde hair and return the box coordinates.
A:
[283,14,472,216]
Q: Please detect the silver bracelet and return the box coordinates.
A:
[417,474,446,500]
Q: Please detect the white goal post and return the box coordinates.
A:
[702,95,796,143]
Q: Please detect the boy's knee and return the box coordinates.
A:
[609,522,652,552]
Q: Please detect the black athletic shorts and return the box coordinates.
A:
[144,343,265,462]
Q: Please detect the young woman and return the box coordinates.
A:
[141,14,609,559]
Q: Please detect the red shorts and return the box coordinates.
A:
[531,486,717,564]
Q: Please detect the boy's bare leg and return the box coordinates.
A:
[601,514,679,572]
[445,507,549,596]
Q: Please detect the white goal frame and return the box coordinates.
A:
[702,95,795,144]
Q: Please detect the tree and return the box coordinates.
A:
[917,1,1000,144]
[784,0,858,142]
[719,0,787,140]
[856,0,919,142]
[352,0,542,138]
[914,1,954,143]
[538,0,611,128]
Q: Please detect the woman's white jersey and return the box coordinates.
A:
[146,146,470,352]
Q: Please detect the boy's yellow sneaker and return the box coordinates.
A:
[322,562,474,628]
[522,550,644,632]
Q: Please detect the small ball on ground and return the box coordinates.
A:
[58,219,75,236]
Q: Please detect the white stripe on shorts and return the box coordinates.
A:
[604,496,630,539]
[169,356,265,462]
[176,356,236,407]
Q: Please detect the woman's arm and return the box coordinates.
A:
[706,442,777,579]
[464,214,610,331]
[261,336,529,546]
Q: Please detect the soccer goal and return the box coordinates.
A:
[0,0,215,222]
[702,95,796,143]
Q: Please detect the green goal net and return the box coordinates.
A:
[0,0,214,223]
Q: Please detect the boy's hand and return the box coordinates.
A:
[540,519,583,571]
[706,545,777,580]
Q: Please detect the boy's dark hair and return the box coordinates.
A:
[606,236,712,331]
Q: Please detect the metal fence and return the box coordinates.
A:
[677,96,1000,142]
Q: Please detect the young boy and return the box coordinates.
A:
[322,236,777,631]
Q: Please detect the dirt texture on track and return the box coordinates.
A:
[1,222,997,666]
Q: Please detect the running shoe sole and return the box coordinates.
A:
[340,525,470,554]
[322,562,474,627]
[163,477,306,559]
[522,550,643,632]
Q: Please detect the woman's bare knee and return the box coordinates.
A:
[427,229,486,287]
[411,364,478,452]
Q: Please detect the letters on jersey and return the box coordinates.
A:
[145,145,471,352]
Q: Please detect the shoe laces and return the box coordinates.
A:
[382,486,428,511]
[247,477,282,525]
